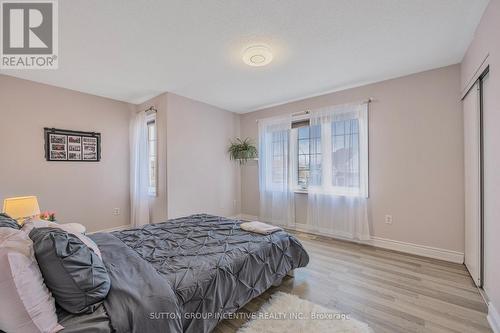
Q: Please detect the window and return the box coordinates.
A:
[147,113,157,196]
[297,124,321,189]
[293,108,368,197]
[332,119,360,189]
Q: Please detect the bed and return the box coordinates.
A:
[59,214,309,333]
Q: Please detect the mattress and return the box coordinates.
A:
[24,214,309,333]
[107,214,309,332]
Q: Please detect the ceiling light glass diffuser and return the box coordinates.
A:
[242,45,273,67]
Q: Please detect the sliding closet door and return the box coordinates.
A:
[463,81,482,287]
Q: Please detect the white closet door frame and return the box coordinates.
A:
[462,67,488,287]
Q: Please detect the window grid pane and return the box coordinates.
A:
[147,121,157,193]
[297,124,321,188]
[332,119,360,188]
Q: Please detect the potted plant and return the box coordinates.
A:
[228,138,258,165]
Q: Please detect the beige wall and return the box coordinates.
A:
[0,75,131,232]
[166,93,241,218]
[240,65,464,253]
[136,92,241,220]
[0,75,242,231]
[461,0,500,322]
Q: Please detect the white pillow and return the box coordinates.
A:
[0,227,32,257]
[20,220,50,234]
[0,229,63,333]
[50,222,86,235]
[22,220,102,259]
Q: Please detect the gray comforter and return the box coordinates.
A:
[89,214,309,333]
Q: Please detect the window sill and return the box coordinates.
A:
[293,189,368,198]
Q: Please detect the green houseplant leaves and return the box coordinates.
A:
[228,138,258,165]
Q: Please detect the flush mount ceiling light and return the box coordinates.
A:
[242,45,273,67]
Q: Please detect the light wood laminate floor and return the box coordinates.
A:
[214,231,491,333]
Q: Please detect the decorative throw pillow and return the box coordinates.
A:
[0,228,63,333]
[0,213,21,230]
[22,221,101,259]
[29,228,111,314]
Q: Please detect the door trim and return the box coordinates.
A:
[462,65,489,288]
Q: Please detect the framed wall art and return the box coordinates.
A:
[44,128,101,162]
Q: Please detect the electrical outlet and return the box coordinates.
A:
[113,208,120,216]
[385,215,393,224]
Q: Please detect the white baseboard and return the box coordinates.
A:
[231,214,464,264]
[367,237,464,264]
[488,302,500,333]
[89,224,130,234]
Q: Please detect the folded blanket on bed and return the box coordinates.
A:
[240,221,283,235]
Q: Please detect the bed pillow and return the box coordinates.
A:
[21,219,50,234]
[0,228,63,333]
[23,221,102,259]
[0,213,21,229]
[29,227,111,314]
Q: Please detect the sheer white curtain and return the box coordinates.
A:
[258,115,294,227]
[130,112,151,227]
[306,103,370,240]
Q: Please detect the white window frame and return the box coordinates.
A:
[146,112,158,197]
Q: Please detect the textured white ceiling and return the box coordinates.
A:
[1,0,489,113]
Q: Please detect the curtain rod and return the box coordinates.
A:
[256,98,373,122]
[136,106,157,114]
